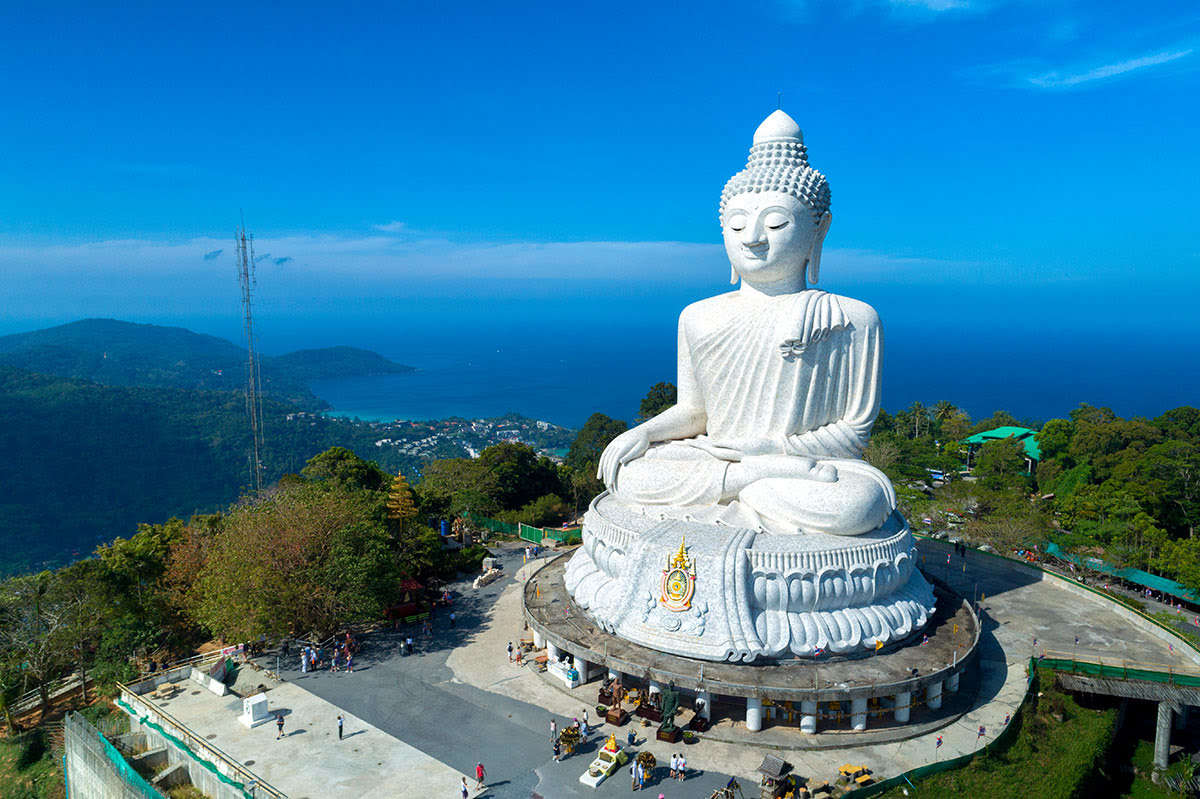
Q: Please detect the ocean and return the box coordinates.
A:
[304,309,1200,430]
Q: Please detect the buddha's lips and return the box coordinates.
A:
[741,245,768,259]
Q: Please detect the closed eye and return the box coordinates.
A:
[764,211,791,230]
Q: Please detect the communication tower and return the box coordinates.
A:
[235,222,266,492]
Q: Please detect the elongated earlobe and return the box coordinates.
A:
[730,263,739,285]
[808,211,833,286]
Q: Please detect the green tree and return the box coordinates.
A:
[566,413,628,475]
[191,481,397,641]
[638,382,677,422]
[0,572,70,718]
[1037,419,1074,465]
[973,437,1029,491]
[301,446,390,492]
[970,410,1020,435]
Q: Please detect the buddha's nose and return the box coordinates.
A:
[743,232,768,250]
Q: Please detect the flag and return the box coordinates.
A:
[921,634,929,646]
[947,553,951,564]
[814,646,825,657]
[978,725,986,738]
[1075,636,1080,645]
[1004,714,1011,726]
[1170,643,1175,654]
[875,639,883,651]
[936,735,943,748]
[953,624,958,634]
[1033,638,1037,647]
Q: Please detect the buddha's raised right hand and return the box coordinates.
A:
[598,427,650,488]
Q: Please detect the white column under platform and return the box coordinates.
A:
[1155,701,1173,771]
[546,641,561,662]
[850,698,868,731]
[746,698,764,732]
[800,700,817,734]
[576,656,593,682]
[894,692,912,723]
[533,631,544,648]
[927,681,944,711]
[648,681,661,695]
[608,668,622,681]
[947,671,960,692]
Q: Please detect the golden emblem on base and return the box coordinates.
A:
[660,537,696,612]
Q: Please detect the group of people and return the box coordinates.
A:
[297,633,360,674]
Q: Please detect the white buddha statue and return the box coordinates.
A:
[598,109,893,537]
[564,110,933,662]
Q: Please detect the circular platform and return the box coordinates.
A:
[524,551,978,708]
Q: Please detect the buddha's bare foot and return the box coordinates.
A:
[729,455,838,493]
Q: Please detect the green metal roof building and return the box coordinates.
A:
[962,426,1041,460]
[961,426,1041,473]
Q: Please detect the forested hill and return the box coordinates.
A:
[0,319,413,410]
[0,363,574,575]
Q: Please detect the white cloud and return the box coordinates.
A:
[887,0,972,12]
[372,221,408,233]
[1027,48,1194,89]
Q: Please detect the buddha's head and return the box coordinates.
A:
[720,110,832,290]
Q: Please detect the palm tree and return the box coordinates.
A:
[908,401,930,439]
[933,400,958,425]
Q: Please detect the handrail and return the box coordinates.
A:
[117,681,287,799]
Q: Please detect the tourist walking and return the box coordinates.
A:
[346,653,354,673]
[507,642,514,662]
[475,761,486,789]
[669,753,678,780]
[630,761,638,791]
[449,611,457,629]
[553,738,561,762]
[460,776,469,799]
[637,760,646,790]
[676,754,686,781]
[549,718,557,741]
[275,714,285,739]
[337,714,343,740]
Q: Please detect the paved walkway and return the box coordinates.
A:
[270,545,740,798]
[150,679,467,799]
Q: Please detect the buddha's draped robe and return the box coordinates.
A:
[613,290,893,536]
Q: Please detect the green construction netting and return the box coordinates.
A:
[1038,657,1200,687]
[91,725,163,799]
[461,511,517,535]
[118,698,259,799]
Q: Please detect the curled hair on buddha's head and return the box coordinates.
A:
[719,109,831,224]
[720,110,832,285]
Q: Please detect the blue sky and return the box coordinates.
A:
[1,1,1198,419]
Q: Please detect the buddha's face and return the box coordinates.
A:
[722,192,830,289]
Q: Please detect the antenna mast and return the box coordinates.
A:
[236,221,266,492]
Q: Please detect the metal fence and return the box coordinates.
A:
[64,711,163,799]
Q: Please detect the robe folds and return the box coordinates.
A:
[612,289,893,535]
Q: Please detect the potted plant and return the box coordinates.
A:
[683,730,696,744]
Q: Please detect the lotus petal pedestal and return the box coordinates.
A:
[564,493,935,662]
